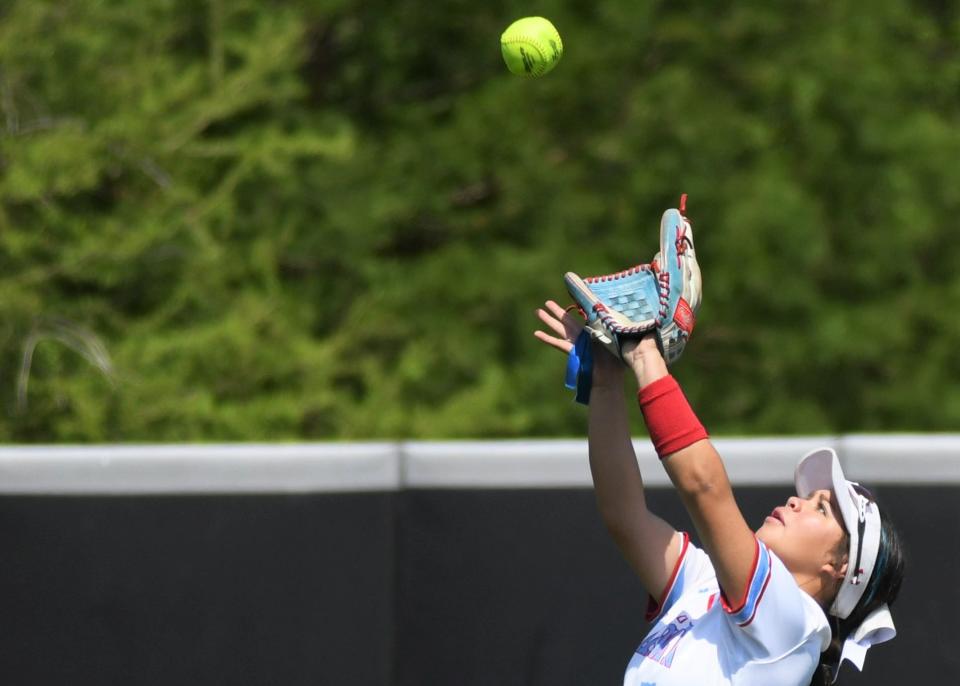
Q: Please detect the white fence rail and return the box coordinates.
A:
[0,435,957,494]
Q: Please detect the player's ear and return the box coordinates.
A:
[822,555,847,582]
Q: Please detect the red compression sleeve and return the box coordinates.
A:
[637,375,708,459]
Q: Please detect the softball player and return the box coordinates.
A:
[534,304,904,686]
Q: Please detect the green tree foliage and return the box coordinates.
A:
[1,0,959,441]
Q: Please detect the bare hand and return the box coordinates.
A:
[533,300,583,354]
[534,300,623,379]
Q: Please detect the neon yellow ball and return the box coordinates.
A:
[500,17,563,77]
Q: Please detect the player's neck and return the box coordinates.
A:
[793,571,833,611]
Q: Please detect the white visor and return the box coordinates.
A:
[794,448,882,619]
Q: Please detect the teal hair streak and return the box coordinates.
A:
[860,527,888,608]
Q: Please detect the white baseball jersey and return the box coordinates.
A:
[624,532,831,686]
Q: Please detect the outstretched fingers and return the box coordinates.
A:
[542,299,570,320]
[534,328,573,354]
[551,300,585,341]
[536,303,568,338]
[534,300,583,354]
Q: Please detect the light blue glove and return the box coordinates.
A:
[562,196,702,403]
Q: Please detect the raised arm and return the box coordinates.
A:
[535,301,680,598]
[623,336,758,610]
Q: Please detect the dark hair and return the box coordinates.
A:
[809,506,906,686]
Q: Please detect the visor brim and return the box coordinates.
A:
[794,447,859,537]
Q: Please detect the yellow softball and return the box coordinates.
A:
[500,17,563,77]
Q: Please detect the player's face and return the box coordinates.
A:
[755,489,848,578]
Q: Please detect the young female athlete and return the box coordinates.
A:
[534,301,905,686]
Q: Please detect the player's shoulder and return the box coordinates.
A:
[677,532,718,578]
[748,543,832,652]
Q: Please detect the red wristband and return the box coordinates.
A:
[637,375,708,459]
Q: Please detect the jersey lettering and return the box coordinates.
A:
[635,611,694,668]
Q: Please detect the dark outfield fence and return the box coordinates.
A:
[0,438,957,685]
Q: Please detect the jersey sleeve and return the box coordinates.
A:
[720,537,830,657]
[645,531,715,622]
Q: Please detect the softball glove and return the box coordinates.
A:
[565,195,702,367]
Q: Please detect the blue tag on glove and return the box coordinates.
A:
[565,330,593,405]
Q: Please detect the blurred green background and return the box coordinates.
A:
[1,0,959,442]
